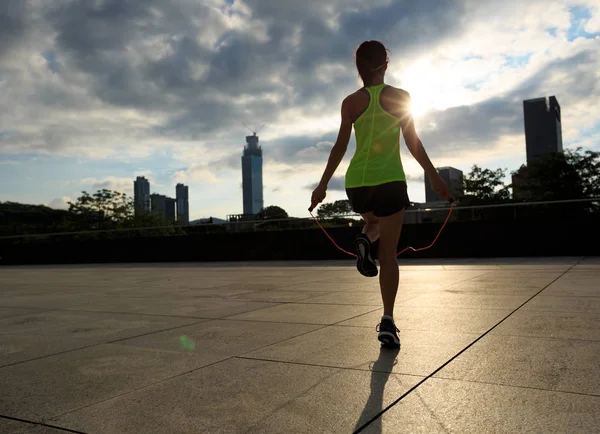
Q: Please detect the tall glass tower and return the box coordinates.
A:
[242,133,264,215]
[176,183,189,224]
[523,96,562,165]
[133,176,150,215]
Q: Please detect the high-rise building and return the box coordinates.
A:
[424,167,464,202]
[176,183,189,224]
[134,176,150,215]
[150,194,176,222]
[165,197,176,222]
[523,96,563,165]
[242,133,264,215]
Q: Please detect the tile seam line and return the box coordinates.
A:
[39,355,240,423]
[0,415,87,434]
[0,319,208,369]
[353,256,587,434]
[234,355,425,378]
[431,375,600,398]
[45,326,330,421]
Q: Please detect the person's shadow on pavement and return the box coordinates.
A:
[353,347,400,433]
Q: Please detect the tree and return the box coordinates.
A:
[463,165,511,204]
[65,189,181,236]
[0,202,69,236]
[570,148,600,199]
[513,148,600,201]
[67,189,131,226]
[256,205,288,220]
[316,199,354,218]
[511,148,600,218]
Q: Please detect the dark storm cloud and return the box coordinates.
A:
[0,0,29,59]
[48,0,157,56]
[2,0,598,164]
[417,48,600,157]
[40,0,469,137]
[305,176,345,192]
[290,0,467,74]
[516,49,600,101]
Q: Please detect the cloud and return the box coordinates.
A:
[305,175,345,192]
[173,165,221,184]
[1,0,599,218]
[80,176,134,196]
[48,196,71,210]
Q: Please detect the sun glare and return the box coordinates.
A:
[394,59,455,118]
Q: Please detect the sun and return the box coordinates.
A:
[393,60,440,118]
[408,95,432,118]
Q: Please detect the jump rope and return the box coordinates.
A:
[308,198,455,257]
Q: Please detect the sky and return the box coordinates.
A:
[1,0,599,220]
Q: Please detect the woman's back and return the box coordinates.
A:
[345,84,409,188]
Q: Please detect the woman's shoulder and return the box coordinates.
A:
[384,85,411,100]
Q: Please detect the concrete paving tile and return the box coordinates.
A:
[278,281,373,291]
[228,289,332,302]
[115,319,322,359]
[0,307,45,319]
[442,280,552,296]
[468,271,562,285]
[490,310,600,341]
[338,307,512,334]
[243,326,479,376]
[0,419,68,434]
[400,293,530,310]
[51,357,423,434]
[225,303,378,325]
[0,343,230,420]
[67,295,278,318]
[0,312,203,367]
[325,271,464,286]
[0,293,101,309]
[434,334,600,395]
[522,295,600,313]
[571,257,600,272]
[300,291,387,306]
[541,274,600,297]
[362,378,600,434]
[104,286,259,299]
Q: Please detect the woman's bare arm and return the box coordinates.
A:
[317,97,353,187]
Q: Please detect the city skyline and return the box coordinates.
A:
[134,176,189,223]
[1,1,598,219]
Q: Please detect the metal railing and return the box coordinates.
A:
[0,197,598,240]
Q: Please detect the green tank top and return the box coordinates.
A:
[345,84,406,188]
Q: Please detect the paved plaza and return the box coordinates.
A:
[0,257,599,433]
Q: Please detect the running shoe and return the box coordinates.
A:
[354,233,378,277]
[376,318,400,348]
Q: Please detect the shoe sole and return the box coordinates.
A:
[378,331,400,348]
[354,237,378,278]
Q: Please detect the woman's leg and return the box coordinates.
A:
[353,212,380,277]
[360,212,380,243]
[377,210,404,317]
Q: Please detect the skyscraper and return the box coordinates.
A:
[242,133,264,215]
[133,176,150,215]
[150,194,176,222]
[424,167,464,202]
[165,197,177,222]
[523,96,563,165]
[176,183,189,224]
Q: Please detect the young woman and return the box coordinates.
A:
[310,40,450,348]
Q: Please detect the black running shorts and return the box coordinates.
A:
[346,181,410,217]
